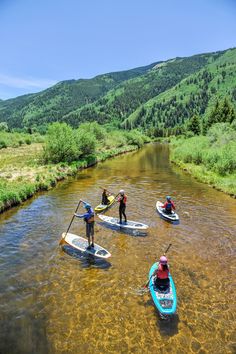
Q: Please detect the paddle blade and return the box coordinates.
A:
[59,232,66,245]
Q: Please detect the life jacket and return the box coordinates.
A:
[156,264,169,279]
[119,195,127,206]
[165,202,172,212]
[84,209,95,223]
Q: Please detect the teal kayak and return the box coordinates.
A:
[149,262,177,316]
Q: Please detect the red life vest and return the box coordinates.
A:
[156,264,169,279]
[119,195,127,206]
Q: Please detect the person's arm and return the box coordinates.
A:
[74,211,89,218]
[171,201,176,210]
[162,201,167,208]
[74,213,84,218]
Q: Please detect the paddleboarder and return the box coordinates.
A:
[74,203,95,249]
[102,188,109,205]
[162,196,176,214]
[153,255,170,290]
[118,189,127,224]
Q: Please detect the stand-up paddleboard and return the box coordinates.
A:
[61,232,111,259]
[156,201,179,222]
[98,214,149,230]
[149,262,177,316]
[94,195,115,213]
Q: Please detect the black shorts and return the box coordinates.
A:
[86,222,94,237]
[155,277,170,287]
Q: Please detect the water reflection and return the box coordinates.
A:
[97,221,148,237]
[61,245,111,269]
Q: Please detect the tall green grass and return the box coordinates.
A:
[170,122,236,194]
[0,122,149,213]
[0,131,44,149]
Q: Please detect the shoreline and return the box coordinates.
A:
[0,144,139,214]
[170,158,236,198]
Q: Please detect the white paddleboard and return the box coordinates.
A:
[98,214,149,230]
[61,232,111,259]
[156,201,179,221]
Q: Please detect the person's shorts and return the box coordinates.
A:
[86,222,94,237]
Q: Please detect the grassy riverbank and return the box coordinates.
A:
[170,123,236,196]
[0,124,149,213]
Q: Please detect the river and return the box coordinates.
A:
[0,143,235,354]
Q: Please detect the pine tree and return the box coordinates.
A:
[188,115,201,135]
[207,100,220,128]
[206,98,236,130]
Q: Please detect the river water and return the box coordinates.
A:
[0,143,235,354]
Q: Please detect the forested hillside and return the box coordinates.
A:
[0,62,157,130]
[0,48,235,134]
[123,48,236,135]
[63,52,216,126]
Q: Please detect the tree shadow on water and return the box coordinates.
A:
[61,245,111,270]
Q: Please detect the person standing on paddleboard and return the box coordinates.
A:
[162,196,176,214]
[74,203,95,249]
[118,189,127,224]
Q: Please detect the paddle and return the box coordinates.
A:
[59,199,83,245]
[99,186,114,196]
[143,243,172,289]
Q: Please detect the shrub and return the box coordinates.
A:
[171,131,236,176]
[124,130,145,148]
[207,123,236,145]
[75,129,96,156]
[43,122,80,163]
[25,138,32,145]
[214,144,236,175]
[78,122,106,141]
[0,139,7,149]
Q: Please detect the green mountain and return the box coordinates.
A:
[123,48,236,132]
[0,48,235,132]
[63,52,216,127]
[0,62,157,129]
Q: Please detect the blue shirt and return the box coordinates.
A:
[75,207,94,222]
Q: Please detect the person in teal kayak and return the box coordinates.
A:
[154,255,170,290]
[118,189,127,224]
[102,188,109,205]
[162,196,176,214]
[75,202,95,249]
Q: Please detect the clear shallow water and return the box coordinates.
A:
[0,143,235,354]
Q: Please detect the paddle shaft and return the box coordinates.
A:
[99,186,114,195]
[163,243,172,255]
[59,200,82,245]
[144,243,172,288]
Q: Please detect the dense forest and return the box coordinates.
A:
[0,62,157,131]
[1,48,235,135]
[123,49,236,136]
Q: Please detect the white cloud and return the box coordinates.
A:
[0,73,57,89]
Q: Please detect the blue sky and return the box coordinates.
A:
[0,0,235,99]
